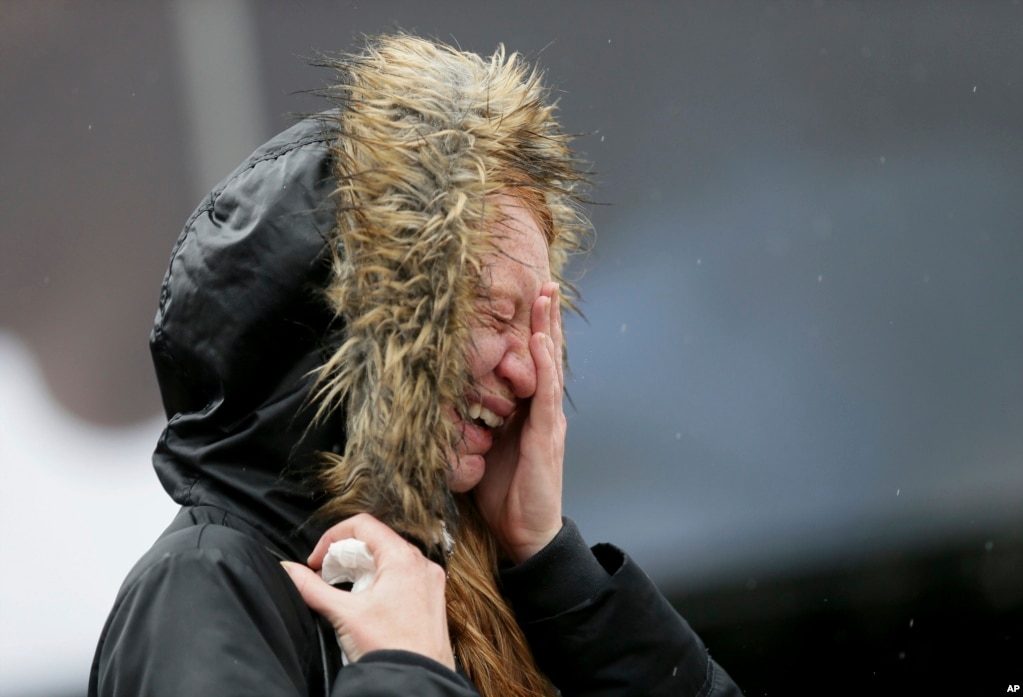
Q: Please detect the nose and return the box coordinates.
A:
[494,340,537,399]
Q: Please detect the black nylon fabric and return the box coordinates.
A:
[500,521,744,697]
[150,116,345,560]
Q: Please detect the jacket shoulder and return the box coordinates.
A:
[89,523,328,697]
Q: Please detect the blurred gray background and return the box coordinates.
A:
[1,2,1020,695]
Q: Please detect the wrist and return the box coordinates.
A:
[505,520,563,564]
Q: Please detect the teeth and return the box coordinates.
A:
[481,405,504,428]
[467,401,505,428]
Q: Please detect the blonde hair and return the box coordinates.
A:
[311,34,590,696]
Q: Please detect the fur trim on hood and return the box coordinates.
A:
[311,35,589,556]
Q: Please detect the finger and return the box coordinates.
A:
[550,284,564,388]
[307,513,411,569]
[536,292,560,397]
[537,282,562,385]
[280,561,351,625]
[529,328,560,412]
[307,513,375,567]
[531,292,551,339]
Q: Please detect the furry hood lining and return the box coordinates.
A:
[311,35,589,553]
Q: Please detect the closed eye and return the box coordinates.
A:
[475,294,515,326]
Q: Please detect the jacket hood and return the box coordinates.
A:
[151,117,342,558]
[151,35,588,560]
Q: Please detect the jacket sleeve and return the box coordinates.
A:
[333,652,479,696]
[89,524,480,697]
[499,520,743,697]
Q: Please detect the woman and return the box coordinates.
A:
[89,34,742,697]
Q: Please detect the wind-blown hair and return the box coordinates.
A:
[310,34,590,696]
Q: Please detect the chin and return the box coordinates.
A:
[447,453,485,492]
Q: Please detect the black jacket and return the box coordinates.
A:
[88,115,742,697]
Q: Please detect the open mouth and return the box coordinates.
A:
[467,401,505,431]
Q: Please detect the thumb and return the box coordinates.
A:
[280,560,349,625]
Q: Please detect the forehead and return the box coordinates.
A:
[483,193,551,288]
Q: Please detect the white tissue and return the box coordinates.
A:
[320,539,376,665]
[321,538,376,593]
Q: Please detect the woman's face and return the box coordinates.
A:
[446,193,552,492]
